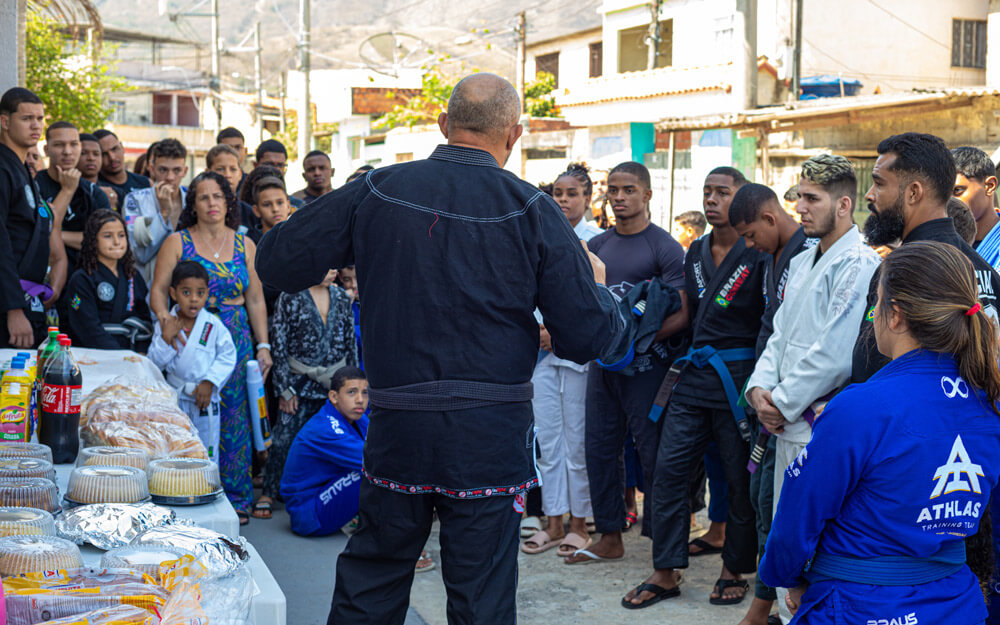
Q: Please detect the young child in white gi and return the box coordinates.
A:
[148,260,237,460]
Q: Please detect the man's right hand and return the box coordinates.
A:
[748,387,785,434]
[583,240,606,285]
[56,165,81,192]
[155,181,181,218]
[100,186,118,207]
[6,308,33,348]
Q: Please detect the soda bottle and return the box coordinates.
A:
[38,337,83,463]
[36,328,58,372]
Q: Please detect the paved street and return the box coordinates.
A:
[243,493,756,625]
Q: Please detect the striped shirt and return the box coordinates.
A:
[975,218,1000,269]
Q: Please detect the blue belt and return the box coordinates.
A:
[806,541,966,586]
[648,346,755,439]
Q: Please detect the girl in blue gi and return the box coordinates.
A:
[64,209,152,350]
[760,241,1000,624]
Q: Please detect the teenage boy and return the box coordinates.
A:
[744,155,879,624]
[672,210,707,251]
[217,127,248,194]
[36,121,111,276]
[78,133,118,208]
[0,88,63,347]
[281,366,369,537]
[293,150,333,205]
[148,261,237,459]
[254,140,303,209]
[624,166,767,608]
[564,161,688,565]
[95,129,151,209]
[123,138,188,284]
[952,146,1000,264]
[248,175,290,245]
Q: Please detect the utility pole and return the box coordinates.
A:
[210,0,221,126]
[254,21,264,144]
[279,71,287,133]
[792,0,803,101]
[647,0,661,70]
[298,0,312,158]
[515,11,526,113]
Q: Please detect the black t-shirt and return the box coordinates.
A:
[35,169,110,273]
[673,234,769,409]
[0,143,51,313]
[99,171,151,211]
[851,218,1000,383]
[587,223,686,297]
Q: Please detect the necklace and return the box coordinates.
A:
[196,227,229,259]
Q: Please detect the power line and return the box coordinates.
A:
[865,0,949,50]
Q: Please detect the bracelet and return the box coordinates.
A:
[256,343,271,352]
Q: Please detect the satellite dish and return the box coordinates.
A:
[359,32,433,77]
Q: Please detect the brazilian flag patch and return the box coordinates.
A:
[866,306,875,322]
[70,294,81,310]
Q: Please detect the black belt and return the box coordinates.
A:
[369,380,534,411]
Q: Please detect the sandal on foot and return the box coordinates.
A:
[520,515,543,538]
[621,582,680,609]
[709,578,749,605]
[556,533,591,557]
[251,500,273,520]
[688,537,722,556]
[237,511,250,526]
[563,548,624,564]
[521,530,561,554]
[415,550,436,573]
[623,511,638,531]
[767,616,782,625]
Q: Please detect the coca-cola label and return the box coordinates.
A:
[41,384,82,414]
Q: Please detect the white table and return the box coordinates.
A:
[0,347,167,398]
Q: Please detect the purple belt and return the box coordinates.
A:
[20,280,53,302]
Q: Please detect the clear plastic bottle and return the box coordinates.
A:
[38,338,82,463]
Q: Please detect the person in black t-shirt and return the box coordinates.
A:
[292,150,334,206]
[95,129,151,210]
[36,121,111,277]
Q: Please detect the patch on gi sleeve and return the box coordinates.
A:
[866,306,875,322]
[786,447,808,480]
[70,294,81,310]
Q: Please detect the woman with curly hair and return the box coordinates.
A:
[64,209,152,350]
[151,171,273,525]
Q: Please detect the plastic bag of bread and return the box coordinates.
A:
[34,605,153,625]
[81,421,207,460]
[81,377,177,416]
[82,398,193,432]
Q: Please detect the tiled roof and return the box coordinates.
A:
[555,63,734,108]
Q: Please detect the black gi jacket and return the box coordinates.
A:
[35,169,110,274]
[64,263,151,350]
[0,143,50,314]
[256,144,624,498]
[672,233,769,410]
[851,218,1000,383]
[756,227,815,357]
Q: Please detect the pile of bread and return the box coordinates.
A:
[80,378,208,460]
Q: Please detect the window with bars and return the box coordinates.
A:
[952,19,986,69]
[535,52,560,87]
[589,42,603,78]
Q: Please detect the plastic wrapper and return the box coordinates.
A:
[35,604,154,625]
[0,506,56,537]
[0,442,53,462]
[76,447,150,472]
[101,545,193,581]
[82,399,194,433]
[0,457,56,481]
[148,458,221,497]
[80,377,178,416]
[81,420,208,461]
[0,535,82,576]
[66,466,149,505]
[4,567,150,591]
[0,477,59,512]
[130,525,250,576]
[158,554,251,625]
[56,503,177,550]
[4,584,168,625]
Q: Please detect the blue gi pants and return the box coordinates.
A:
[329,479,521,625]
[584,357,667,537]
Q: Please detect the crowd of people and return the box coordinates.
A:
[4,71,1000,625]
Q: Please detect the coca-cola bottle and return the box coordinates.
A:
[38,337,82,463]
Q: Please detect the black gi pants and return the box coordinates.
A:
[329,479,521,625]
[584,356,666,537]
[651,399,757,574]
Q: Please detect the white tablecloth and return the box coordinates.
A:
[0,347,167,397]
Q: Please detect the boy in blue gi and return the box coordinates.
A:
[281,366,369,537]
[761,241,1000,625]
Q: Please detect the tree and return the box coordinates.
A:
[525,72,559,118]
[373,67,459,130]
[25,10,130,129]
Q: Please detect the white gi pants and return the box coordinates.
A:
[531,355,593,519]
[773,437,807,625]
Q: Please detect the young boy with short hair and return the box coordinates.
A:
[248,175,290,244]
[671,210,707,251]
[281,366,369,536]
[147,261,237,460]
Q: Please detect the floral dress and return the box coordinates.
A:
[179,229,253,514]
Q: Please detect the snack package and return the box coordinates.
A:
[3,567,151,592]
[35,604,153,625]
[5,585,168,625]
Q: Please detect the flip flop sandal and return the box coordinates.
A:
[238,511,250,526]
[623,511,638,531]
[250,501,272,520]
[415,551,436,573]
[520,516,543,538]
[564,548,625,565]
[521,530,562,554]
[620,582,680,609]
[709,578,749,605]
[688,537,723,556]
[556,533,592,557]
[767,616,783,625]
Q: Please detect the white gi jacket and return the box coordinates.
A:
[746,225,880,444]
[148,307,238,409]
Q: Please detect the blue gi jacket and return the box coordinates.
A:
[281,401,369,536]
[761,349,1000,624]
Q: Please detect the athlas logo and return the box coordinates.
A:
[931,435,983,498]
[867,614,917,625]
[715,264,750,308]
[940,376,969,399]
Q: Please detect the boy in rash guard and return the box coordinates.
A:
[761,241,1000,625]
[281,366,369,536]
[624,166,768,608]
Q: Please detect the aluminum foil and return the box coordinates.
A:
[130,525,249,576]
[55,503,177,550]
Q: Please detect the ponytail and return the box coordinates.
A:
[879,241,1000,414]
